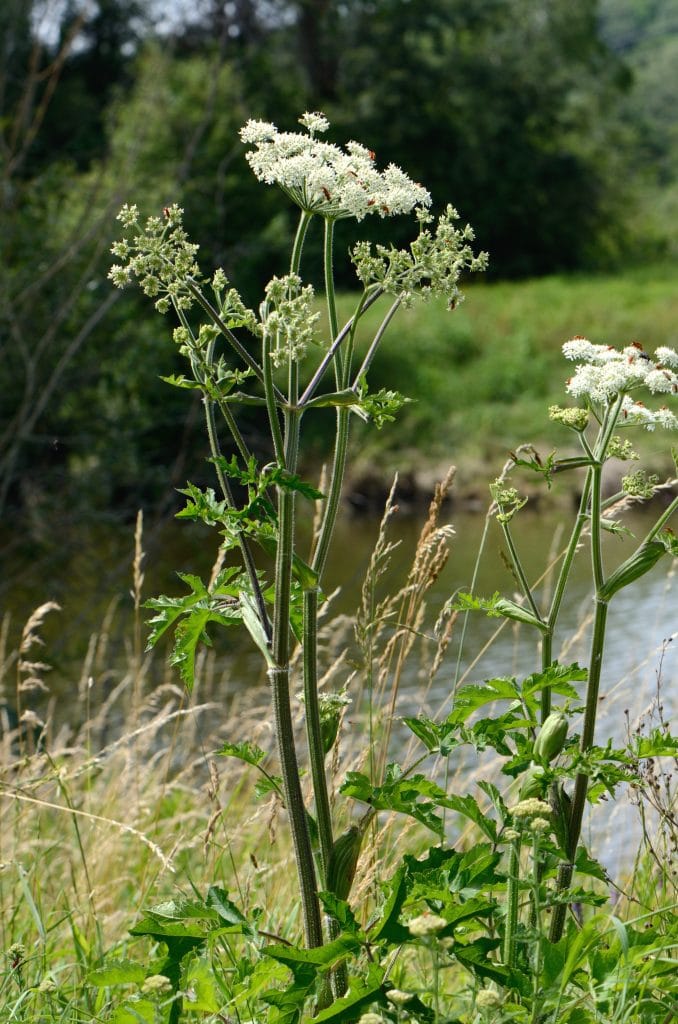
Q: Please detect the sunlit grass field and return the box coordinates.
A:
[338,259,678,474]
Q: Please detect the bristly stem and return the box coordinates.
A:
[262,325,286,466]
[311,217,355,579]
[549,597,608,942]
[268,665,323,948]
[185,278,284,401]
[541,466,593,720]
[504,837,521,968]
[267,207,324,949]
[500,519,543,624]
[352,296,402,386]
[270,413,322,947]
[549,402,622,942]
[298,286,382,407]
[202,393,272,643]
[324,218,341,377]
[291,209,313,277]
[303,588,334,882]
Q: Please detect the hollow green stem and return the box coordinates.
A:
[644,493,678,542]
[540,468,593,720]
[529,832,544,1024]
[265,211,321,949]
[312,408,350,580]
[351,296,403,387]
[213,392,253,466]
[291,210,313,276]
[176,311,271,644]
[298,287,382,406]
[590,461,605,593]
[546,469,593,632]
[202,394,272,643]
[302,588,334,882]
[262,327,286,466]
[324,218,341,379]
[271,469,322,947]
[500,520,543,624]
[310,224,359,578]
[504,838,521,968]
[191,337,256,469]
[269,666,323,948]
[549,597,608,942]
[184,279,284,400]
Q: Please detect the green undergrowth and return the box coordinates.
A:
[1,484,676,1023]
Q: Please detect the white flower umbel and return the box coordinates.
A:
[563,338,678,429]
[655,346,678,370]
[240,113,430,221]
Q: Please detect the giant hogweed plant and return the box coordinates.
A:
[109,111,486,957]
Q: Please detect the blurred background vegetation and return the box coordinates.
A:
[1,0,678,526]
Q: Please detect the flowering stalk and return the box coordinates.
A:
[546,341,677,941]
[109,113,486,960]
[470,339,677,945]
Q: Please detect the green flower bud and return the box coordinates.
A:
[326,825,364,901]
[318,692,350,755]
[549,781,572,854]
[533,712,568,763]
[519,764,547,800]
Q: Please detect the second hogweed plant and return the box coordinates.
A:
[109,113,678,1022]
[110,110,487,958]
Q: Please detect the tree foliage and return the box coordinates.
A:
[0,0,672,516]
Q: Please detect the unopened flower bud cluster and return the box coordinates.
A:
[407,911,447,937]
[109,204,200,314]
[476,988,502,1009]
[490,482,528,523]
[260,274,320,367]
[607,436,639,461]
[352,205,488,306]
[622,470,659,499]
[549,405,590,432]
[511,798,551,819]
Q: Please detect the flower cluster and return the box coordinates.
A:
[407,911,447,937]
[606,436,639,461]
[260,274,320,367]
[109,204,200,314]
[476,988,502,1009]
[511,798,551,819]
[141,975,172,996]
[622,470,659,499]
[549,404,590,432]
[490,482,528,523]
[562,338,678,430]
[241,112,430,221]
[352,206,488,307]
